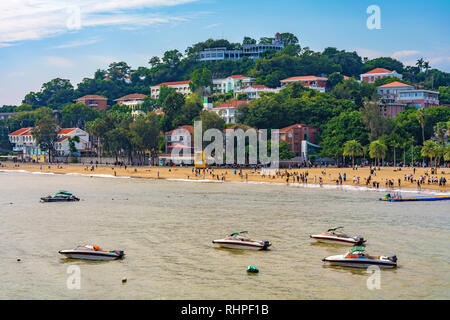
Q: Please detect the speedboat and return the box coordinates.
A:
[380,193,450,202]
[59,245,124,261]
[212,231,271,250]
[41,190,80,202]
[310,227,366,245]
[322,246,397,269]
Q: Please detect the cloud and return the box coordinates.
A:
[51,38,100,49]
[204,23,222,29]
[44,56,74,68]
[0,0,197,45]
[391,50,420,59]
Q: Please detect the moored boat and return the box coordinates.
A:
[322,246,397,269]
[212,231,271,250]
[40,190,80,202]
[59,245,124,261]
[310,227,365,245]
[379,193,450,202]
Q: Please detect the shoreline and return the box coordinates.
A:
[1,162,449,194]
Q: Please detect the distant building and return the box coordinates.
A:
[199,33,285,62]
[115,93,148,119]
[280,76,328,92]
[0,112,18,120]
[234,85,280,99]
[164,125,194,154]
[360,68,403,84]
[76,95,108,111]
[377,81,439,118]
[212,75,255,94]
[150,80,192,99]
[8,127,90,161]
[279,124,318,158]
[210,100,250,124]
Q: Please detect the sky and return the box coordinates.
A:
[0,0,449,106]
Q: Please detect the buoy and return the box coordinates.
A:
[17,258,21,262]
[122,278,127,283]
[247,266,259,273]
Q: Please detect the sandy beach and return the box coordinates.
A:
[1,162,449,193]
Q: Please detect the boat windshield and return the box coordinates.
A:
[349,246,366,254]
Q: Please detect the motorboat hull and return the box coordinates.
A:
[322,255,397,269]
[212,239,271,250]
[310,234,365,245]
[59,250,124,261]
[41,196,80,203]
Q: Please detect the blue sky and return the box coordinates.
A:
[0,0,449,106]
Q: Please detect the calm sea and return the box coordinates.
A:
[0,170,448,299]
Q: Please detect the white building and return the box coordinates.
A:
[212,75,255,94]
[150,80,192,99]
[210,100,249,124]
[199,33,285,62]
[234,85,280,99]
[8,127,91,161]
[280,76,328,92]
[114,93,147,118]
[360,68,403,83]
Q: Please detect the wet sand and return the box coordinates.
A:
[1,162,449,192]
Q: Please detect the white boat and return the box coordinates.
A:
[212,231,271,250]
[322,246,397,269]
[59,245,124,261]
[310,227,365,245]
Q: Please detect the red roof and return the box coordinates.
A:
[154,109,165,115]
[115,93,147,101]
[364,68,393,74]
[228,75,248,79]
[153,80,191,87]
[279,124,311,133]
[76,95,107,100]
[166,125,194,135]
[378,81,413,88]
[243,85,270,90]
[224,124,254,132]
[58,128,76,135]
[56,136,69,143]
[213,100,250,109]
[281,76,328,82]
[167,143,193,149]
[9,127,31,136]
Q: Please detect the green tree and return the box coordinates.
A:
[369,140,387,166]
[31,115,59,162]
[416,108,428,144]
[343,140,363,167]
[61,103,100,129]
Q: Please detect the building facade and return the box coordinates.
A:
[278,124,318,157]
[280,76,328,92]
[212,75,255,94]
[210,100,250,124]
[164,125,194,154]
[360,68,403,84]
[234,85,280,99]
[76,95,108,110]
[199,33,285,62]
[150,80,192,99]
[377,81,440,118]
[8,127,91,161]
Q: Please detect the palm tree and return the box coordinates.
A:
[343,140,363,168]
[434,122,448,148]
[421,140,436,167]
[444,145,450,162]
[416,108,428,144]
[369,140,387,166]
[416,58,424,71]
[423,61,430,73]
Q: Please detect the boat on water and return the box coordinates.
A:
[379,193,450,202]
[322,246,397,269]
[310,227,366,245]
[40,190,80,202]
[212,231,271,250]
[59,245,124,261]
